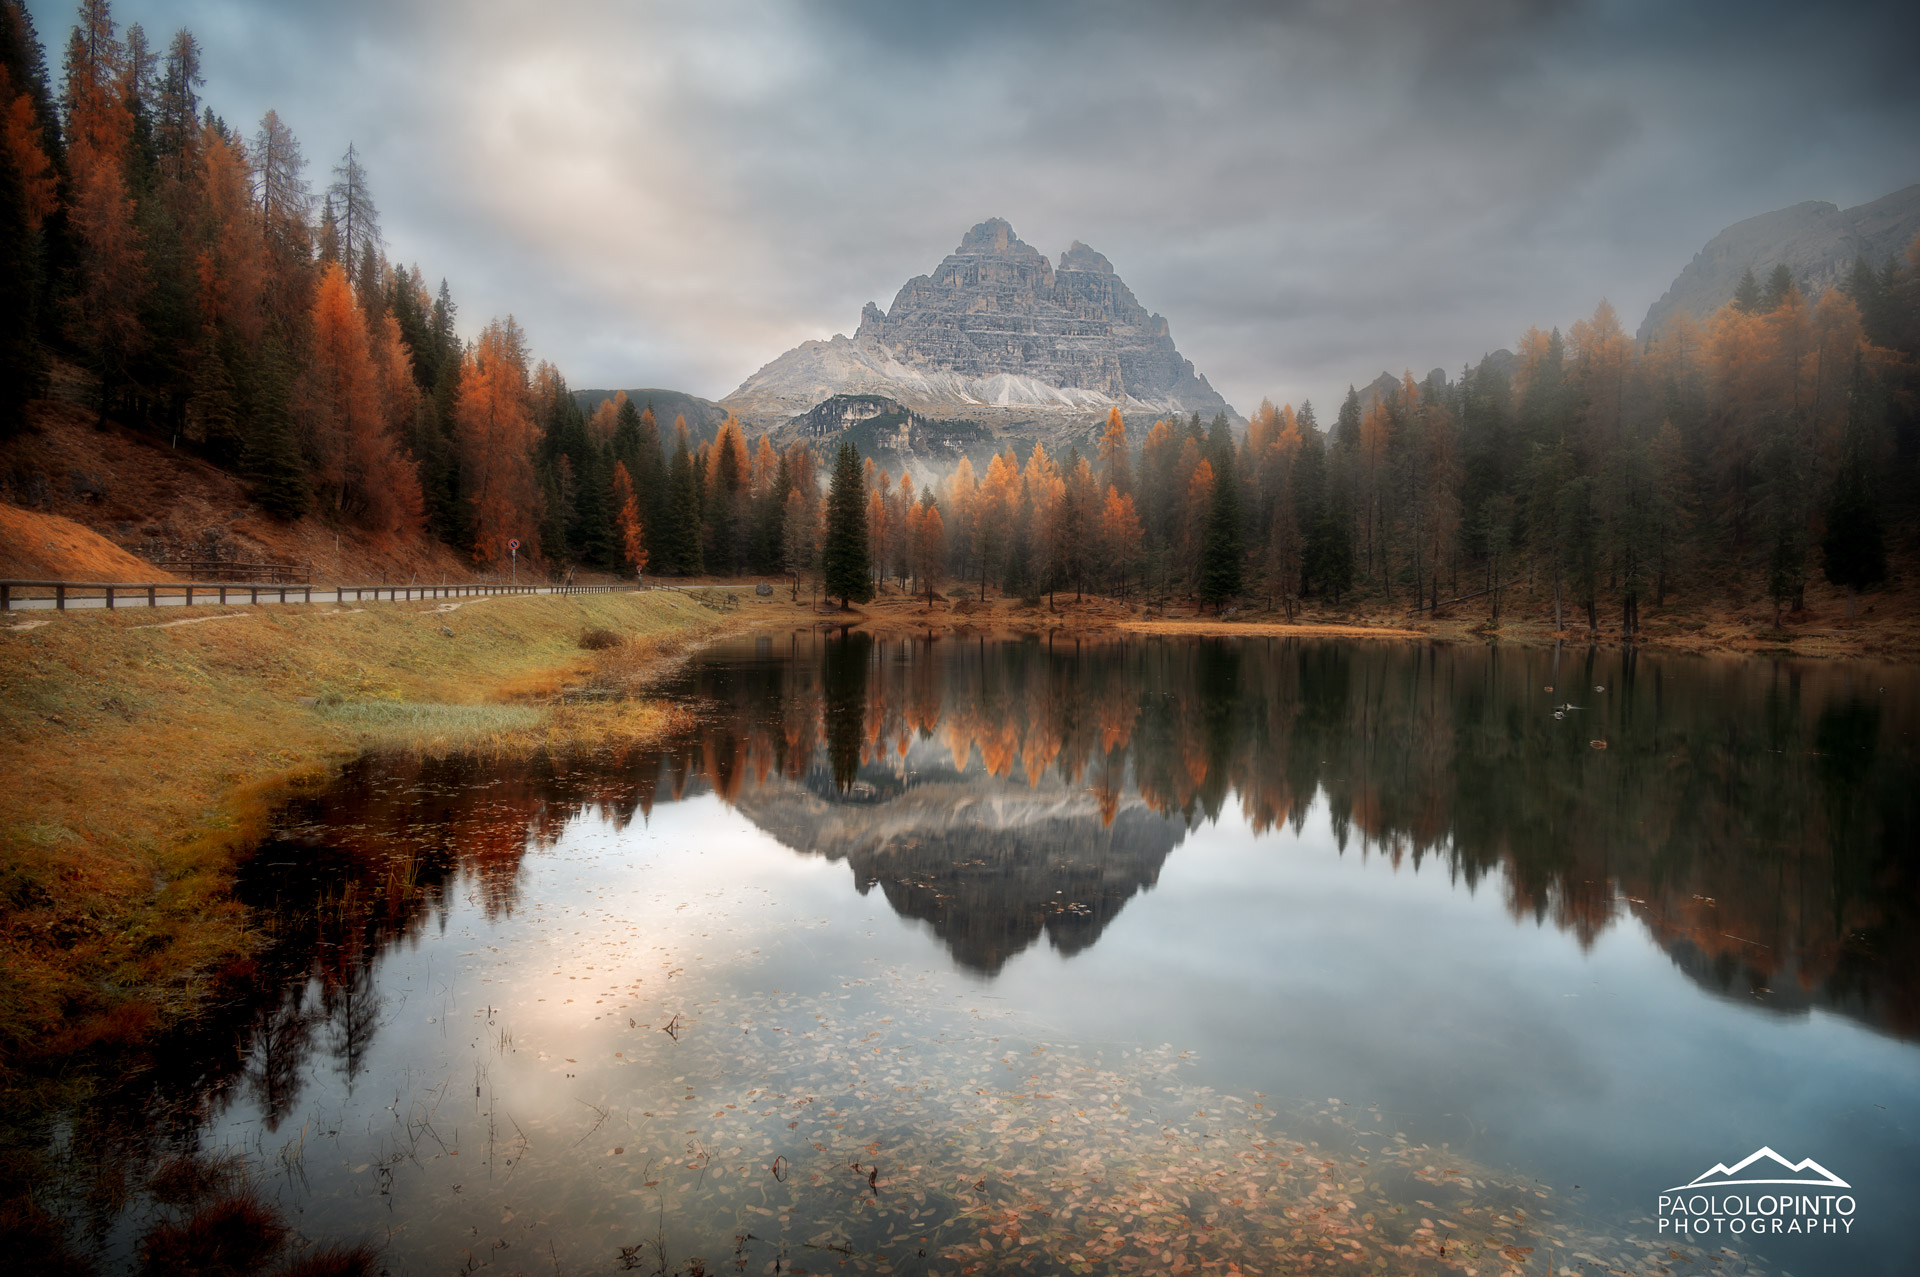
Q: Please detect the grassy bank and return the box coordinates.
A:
[0,589,734,1066]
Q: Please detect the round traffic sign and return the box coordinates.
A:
[507,538,521,551]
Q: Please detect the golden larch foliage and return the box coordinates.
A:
[614,461,647,572]
[456,317,544,564]
[0,68,57,231]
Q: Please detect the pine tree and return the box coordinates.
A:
[1762,263,1795,310]
[250,108,309,242]
[238,334,309,519]
[1198,416,1243,609]
[1731,267,1762,313]
[419,343,466,548]
[1821,363,1887,615]
[327,141,379,285]
[664,419,704,574]
[573,447,614,567]
[642,406,669,565]
[0,1,58,437]
[822,439,872,607]
[154,28,199,178]
[1199,472,1243,609]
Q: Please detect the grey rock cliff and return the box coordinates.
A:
[1639,184,1920,342]
[722,218,1236,427]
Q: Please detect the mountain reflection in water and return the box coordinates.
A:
[248,631,1917,1050]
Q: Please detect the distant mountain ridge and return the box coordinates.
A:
[1638,183,1920,341]
[571,387,726,444]
[1351,350,1517,417]
[720,218,1238,430]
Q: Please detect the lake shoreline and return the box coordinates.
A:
[0,590,741,1073]
[745,584,1920,659]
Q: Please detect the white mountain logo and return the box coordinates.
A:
[1667,1147,1851,1191]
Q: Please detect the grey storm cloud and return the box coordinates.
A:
[27,0,1920,414]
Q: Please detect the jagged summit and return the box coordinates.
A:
[721,219,1237,427]
[1059,241,1114,274]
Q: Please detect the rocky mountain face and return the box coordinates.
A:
[1638,183,1920,342]
[779,394,995,482]
[721,219,1237,433]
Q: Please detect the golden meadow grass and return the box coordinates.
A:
[0,589,732,1066]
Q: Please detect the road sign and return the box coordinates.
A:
[507,538,521,551]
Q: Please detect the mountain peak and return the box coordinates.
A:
[957,217,1025,255]
[722,221,1237,428]
[1059,241,1114,274]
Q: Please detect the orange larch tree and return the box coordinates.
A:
[456,316,544,564]
[1098,406,1132,494]
[1099,485,1144,598]
[911,498,947,602]
[613,460,647,573]
[300,262,420,533]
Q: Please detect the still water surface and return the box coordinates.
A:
[60,635,1920,1273]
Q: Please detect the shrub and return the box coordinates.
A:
[578,627,621,650]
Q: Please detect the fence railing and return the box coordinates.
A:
[0,579,617,611]
[151,558,314,584]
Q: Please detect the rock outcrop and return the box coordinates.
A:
[722,218,1237,428]
[1638,184,1920,342]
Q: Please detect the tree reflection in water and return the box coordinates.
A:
[214,633,1918,1132]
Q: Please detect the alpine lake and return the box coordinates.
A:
[28,632,1920,1276]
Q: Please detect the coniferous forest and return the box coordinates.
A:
[4,1,1917,629]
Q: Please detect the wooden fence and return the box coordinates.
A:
[154,558,314,584]
[0,580,616,611]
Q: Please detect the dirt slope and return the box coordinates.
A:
[3,375,477,583]
[0,504,178,581]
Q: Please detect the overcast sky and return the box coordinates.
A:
[28,0,1920,414]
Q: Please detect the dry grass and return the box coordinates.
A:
[1118,618,1426,639]
[0,504,178,581]
[0,589,731,1068]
